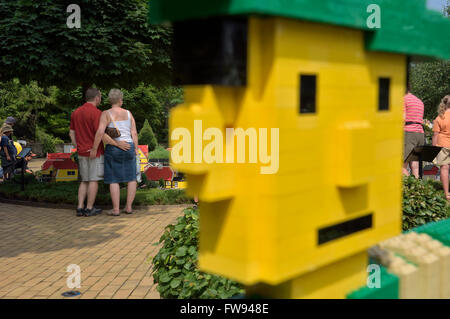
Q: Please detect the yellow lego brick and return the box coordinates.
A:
[335,121,375,187]
[246,252,367,299]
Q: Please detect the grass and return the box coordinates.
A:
[0,175,190,206]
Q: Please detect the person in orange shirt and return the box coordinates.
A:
[432,95,450,200]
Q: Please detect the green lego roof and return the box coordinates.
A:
[148,0,450,60]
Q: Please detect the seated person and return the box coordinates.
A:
[0,125,16,180]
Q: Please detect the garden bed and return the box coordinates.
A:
[0,177,191,206]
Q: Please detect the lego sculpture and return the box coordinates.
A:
[149,0,450,298]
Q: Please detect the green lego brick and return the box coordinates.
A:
[347,266,399,299]
[412,218,450,247]
[148,0,450,60]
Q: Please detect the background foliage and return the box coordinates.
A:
[151,208,244,299]
[0,0,172,89]
[410,60,450,120]
[0,0,182,147]
[0,79,182,145]
[410,3,449,120]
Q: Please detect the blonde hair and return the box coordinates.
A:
[108,89,123,105]
[438,95,450,118]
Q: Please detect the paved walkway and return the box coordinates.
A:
[0,203,187,299]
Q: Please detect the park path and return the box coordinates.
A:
[0,202,187,299]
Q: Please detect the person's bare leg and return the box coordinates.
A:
[440,165,449,199]
[410,161,419,178]
[402,162,410,176]
[86,181,98,210]
[125,181,137,213]
[78,182,88,209]
[110,183,121,214]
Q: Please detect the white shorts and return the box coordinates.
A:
[78,155,104,182]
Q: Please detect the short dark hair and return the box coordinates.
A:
[85,88,101,102]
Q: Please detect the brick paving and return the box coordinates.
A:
[0,203,188,299]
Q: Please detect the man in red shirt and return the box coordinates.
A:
[70,88,130,217]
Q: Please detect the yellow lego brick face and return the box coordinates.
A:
[170,17,404,285]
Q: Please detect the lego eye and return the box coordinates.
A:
[172,17,248,86]
[378,77,390,111]
[299,74,317,114]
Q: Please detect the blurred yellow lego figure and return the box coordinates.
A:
[149,0,450,298]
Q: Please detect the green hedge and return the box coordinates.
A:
[151,208,244,299]
[148,145,170,160]
[0,176,190,206]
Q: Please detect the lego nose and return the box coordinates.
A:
[335,121,374,187]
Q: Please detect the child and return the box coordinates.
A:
[0,125,16,180]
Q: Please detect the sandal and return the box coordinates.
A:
[107,210,120,216]
[122,210,133,215]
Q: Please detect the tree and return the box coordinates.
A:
[408,3,449,120]
[0,79,56,140]
[122,84,183,144]
[0,0,172,91]
[410,60,450,120]
[139,119,158,151]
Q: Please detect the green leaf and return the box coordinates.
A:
[188,246,196,256]
[159,273,171,283]
[170,279,181,289]
[175,247,187,257]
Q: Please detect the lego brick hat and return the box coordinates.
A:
[5,117,16,124]
[2,125,13,133]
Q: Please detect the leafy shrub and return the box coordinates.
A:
[10,173,37,184]
[148,181,159,188]
[151,208,244,299]
[70,151,78,163]
[148,144,170,160]
[138,119,158,151]
[402,176,450,230]
[139,171,148,187]
[35,126,63,154]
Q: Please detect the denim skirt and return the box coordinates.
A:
[104,142,136,184]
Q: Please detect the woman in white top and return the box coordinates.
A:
[91,89,139,216]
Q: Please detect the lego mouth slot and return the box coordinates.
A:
[318,214,373,245]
